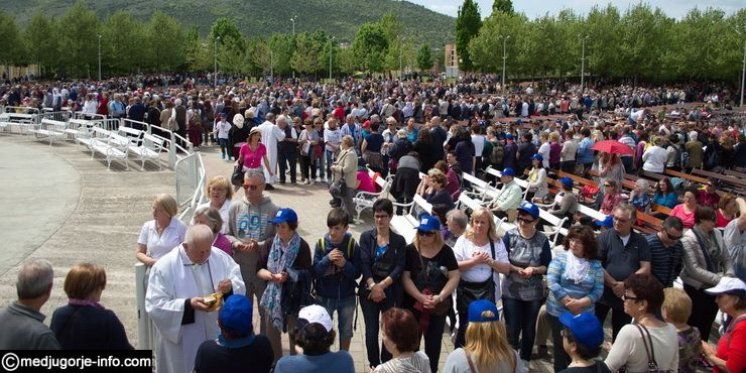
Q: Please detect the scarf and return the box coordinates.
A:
[260,233,301,331]
[565,251,590,284]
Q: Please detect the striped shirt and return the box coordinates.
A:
[645,233,684,287]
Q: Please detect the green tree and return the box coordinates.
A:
[102,11,145,75]
[352,22,388,72]
[210,17,242,44]
[291,33,322,75]
[185,27,212,72]
[268,33,295,76]
[144,11,186,72]
[455,0,482,71]
[585,5,622,79]
[492,0,514,15]
[58,1,100,77]
[417,44,433,70]
[25,12,58,76]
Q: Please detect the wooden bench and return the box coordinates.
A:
[641,171,665,181]
[635,211,663,234]
[692,168,746,191]
[665,169,708,184]
[652,204,672,216]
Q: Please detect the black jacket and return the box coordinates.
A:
[358,229,407,302]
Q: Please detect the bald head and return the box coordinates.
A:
[184,225,214,264]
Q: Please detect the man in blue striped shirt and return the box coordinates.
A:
[645,216,685,288]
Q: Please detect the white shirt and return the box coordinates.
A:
[471,134,485,157]
[138,218,188,260]
[452,235,509,284]
[642,146,668,173]
[605,323,679,372]
[538,142,551,168]
[214,121,231,139]
[324,128,342,151]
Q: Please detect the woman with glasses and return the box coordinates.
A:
[671,187,699,229]
[701,277,746,373]
[546,225,605,371]
[402,214,460,373]
[599,180,624,215]
[501,202,552,368]
[451,207,513,348]
[359,199,407,370]
[605,273,679,372]
[681,206,734,341]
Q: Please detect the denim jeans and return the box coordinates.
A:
[278,150,297,183]
[360,295,394,367]
[317,295,356,343]
[218,138,229,158]
[503,297,543,361]
[325,149,336,180]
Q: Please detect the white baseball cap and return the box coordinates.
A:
[705,277,746,295]
[298,304,333,332]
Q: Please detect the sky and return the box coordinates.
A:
[408,0,745,19]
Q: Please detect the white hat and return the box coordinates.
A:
[233,114,245,129]
[705,277,746,295]
[298,304,332,332]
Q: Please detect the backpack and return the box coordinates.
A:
[316,236,356,260]
[489,140,504,166]
[680,146,690,169]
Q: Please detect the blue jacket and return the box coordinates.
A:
[312,233,361,299]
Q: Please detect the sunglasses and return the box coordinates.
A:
[622,294,639,301]
[517,217,536,224]
[417,230,435,237]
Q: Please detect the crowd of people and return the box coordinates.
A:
[2,75,746,373]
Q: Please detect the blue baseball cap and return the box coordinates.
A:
[272,208,298,224]
[502,167,515,177]
[531,153,543,161]
[517,201,540,219]
[559,311,605,349]
[594,215,614,228]
[505,133,514,140]
[559,177,574,189]
[417,214,441,232]
[468,299,499,323]
[219,294,252,335]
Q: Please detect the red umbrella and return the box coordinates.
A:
[592,140,634,156]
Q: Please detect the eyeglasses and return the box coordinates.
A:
[622,294,639,301]
[243,184,262,190]
[665,230,683,240]
[517,217,536,224]
[417,231,435,237]
[374,214,390,220]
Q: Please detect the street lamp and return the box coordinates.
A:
[579,35,588,93]
[290,16,297,80]
[329,36,335,81]
[737,29,746,107]
[214,36,220,88]
[499,35,510,93]
[97,35,102,81]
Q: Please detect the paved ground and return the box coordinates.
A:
[0,135,554,372]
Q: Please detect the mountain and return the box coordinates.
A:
[0,0,455,46]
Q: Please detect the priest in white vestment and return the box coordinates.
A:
[257,112,286,185]
[146,224,245,373]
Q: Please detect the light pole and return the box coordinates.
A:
[290,16,297,80]
[270,50,274,81]
[499,35,510,93]
[579,35,588,93]
[738,29,746,107]
[214,36,220,88]
[97,35,101,81]
[329,36,335,81]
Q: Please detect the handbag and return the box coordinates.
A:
[329,179,347,197]
[231,164,245,186]
[456,240,497,313]
[624,324,667,373]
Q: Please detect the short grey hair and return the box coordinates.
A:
[265,113,275,122]
[185,224,214,247]
[446,209,468,230]
[243,169,266,183]
[276,114,288,124]
[193,206,223,234]
[613,203,636,220]
[16,259,54,300]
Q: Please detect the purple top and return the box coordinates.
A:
[214,233,233,256]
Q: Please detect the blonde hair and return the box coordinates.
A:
[662,287,693,324]
[549,131,560,142]
[341,135,355,148]
[465,320,516,372]
[205,175,233,200]
[464,207,499,241]
[154,194,178,218]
